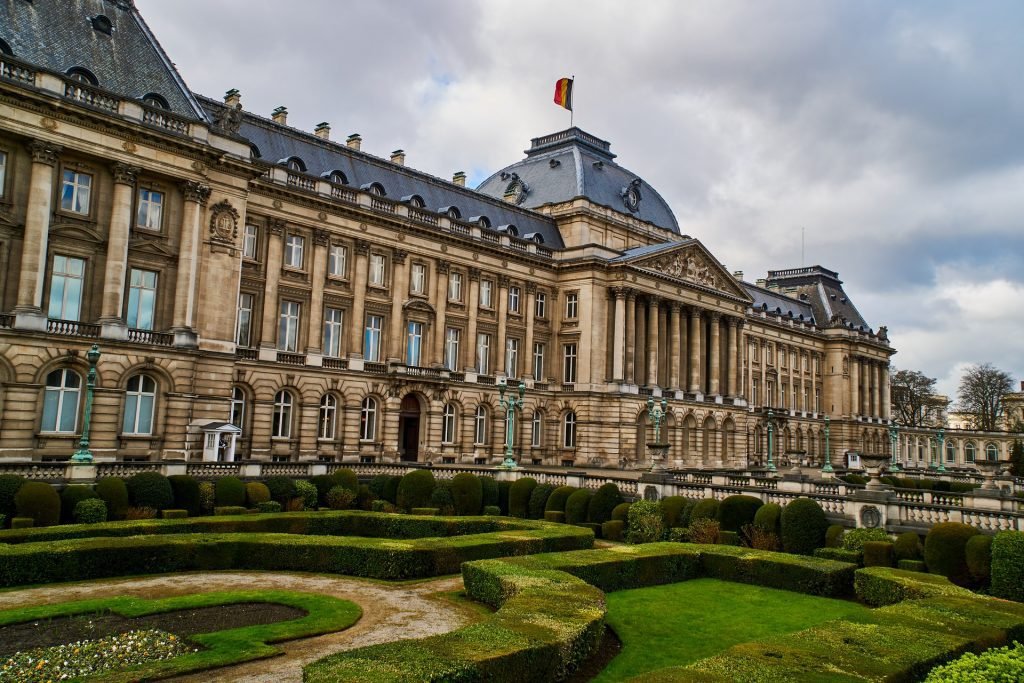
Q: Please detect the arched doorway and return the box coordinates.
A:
[398,394,424,462]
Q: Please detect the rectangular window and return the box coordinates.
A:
[815,387,821,413]
[767,380,775,406]
[531,411,542,447]
[565,292,579,319]
[0,150,6,198]
[480,279,493,308]
[136,188,163,230]
[407,321,423,366]
[364,315,383,361]
[781,383,788,409]
[476,333,491,374]
[47,255,85,321]
[328,244,348,278]
[278,301,301,352]
[766,344,774,364]
[323,307,344,358]
[803,387,809,412]
[563,343,578,384]
[236,292,254,347]
[369,253,386,286]
[534,292,546,318]
[444,327,460,371]
[781,348,787,368]
[410,263,426,294]
[242,224,258,260]
[60,169,92,215]
[126,268,158,330]
[506,338,519,378]
[752,379,760,406]
[533,342,545,381]
[448,272,463,302]
[508,286,521,314]
[284,234,305,268]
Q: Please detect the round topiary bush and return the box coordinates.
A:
[245,482,271,507]
[863,541,894,568]
[257,501,282,514]
[59,485,97,523]
[602,520,626,542]
[626,500,664,544]
[659,497,695,529]
[496,480,511,515]
[894,531,923,562]
[14,481,60,527]
[295,480,318,510]
[754,502,783,534]
[383,476,402,505]
[332,468,359,493]
[991,530,1024,602]
[326,485,356,510]
[924,521,980,586]
[545,486,576,514]
[717,494,764,532]
[825,524,845,549]
[922,642,1024,683]
[965,534,993,585]
[198,481,215,516]
[451,473,483,516]
[482,504,501,516]
[611,502,632,523]
[397,470,435,511]
[588,483,624,524]
[167,475,201,517]
[264,476,298,506]
[508,477,537,518]
[780,497,828,556]
[842,527,891,553]
[214,476,246,507]
[480,476,499,509]
[0,474,26,526]
[690,498,720,523]
[564,489,592,525]
[430,480,455,515]
[312,475,338,506]
[527,484,555,520]
[127,472,174,511]
[95,477,129,520]
[73,497,108,525]
[356,484,374,511]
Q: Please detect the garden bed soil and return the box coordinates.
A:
[0,602,306,656]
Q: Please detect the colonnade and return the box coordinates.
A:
[850,355,890,419]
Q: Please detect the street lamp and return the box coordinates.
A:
[936,428,946,473]
[497,379,525,470]
[888,420,901,473]
[70,344,101,464]
[766,409,777,473]
[821,415,833,473]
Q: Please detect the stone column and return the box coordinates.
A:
[811,352,818,413]
[465,268,481,370]
[306,229,330,357]
[871,362,881,419]
[726,317,738,397]
[861,359,871,417]
[849,355,860,417]
[14,141,62,330]
[759,338,767,406]
[432,260,450,366]
[668,303,681,390]
[679,305,689,388]
[624,291,636,384]
[524,282,537,378]
[709,313,721,395]
[881,364,891,420]
[259,219,286,357]
[171,181,211,347]
[495,275,509,373]
[346,239,370,358]
[688,308,702,393]
[98,163,140,338]
[635,297,647,385]
[646,297,660,387]
[736,321,746,399]
[611,287,627,382]
[387,248,408,361]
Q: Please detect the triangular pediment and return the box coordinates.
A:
[128,237,178,261]
[49,222,104,244]
[625,240,751,301]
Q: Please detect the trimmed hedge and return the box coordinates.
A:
[924,642,1024,682]
[842,527,890,553]
[59,485,97,524]
[898,559,927,572]
[626,500,663,544]
[383,476,402,505]
[854,566,974,607]
[14,482,60,527]
[527,484,555,520]
[295,480,319,510]
[312,475,338,506]
[991,530,1024,602]
[924,522,979,586]
[508,477,537,518]
[587,483,623,524]
[482,505,501,516]
[257,501,282,514]
[429,480,455,516]
[264,476,298,506]
[659,497,692,529]
[814,547,861,565]
[162,509,188,519]
[96,477,130,522]
[825,523,845,548]
[0,474,25,526]
[167,475,201,517]
[332,468,359,494]
[11,518,33,529]
[611,502,632,523]
[73,498,107,525]
[397,470,436,511]
[602,520,625,541]
[690,498,719,523]
[411,507,439,516]
[545,486,576,514]
[545,511,565,523]
[780,497,828,556]
[716,495,763,532]
[245,482,271,507]
[451,473,483,516]
[863,541,894,568]
[214,506,247,516]
[564,489,592,525]
[127,472,174,511]
[214,477,247,507]
[479,476,499,509]
[753,503,782,534]
[965,534,993,585]
[894,531,923,561]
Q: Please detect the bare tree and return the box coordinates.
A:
[957,363,1014,432]
[890,369,941,427]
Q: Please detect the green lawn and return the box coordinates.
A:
[595,578,871,682]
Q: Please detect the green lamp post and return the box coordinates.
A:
[821,415,833,473]
[888,420,901,473]
[766,409,777,473]
[70,344,101,464]
[498,379,525,470]
[936,428,946,473]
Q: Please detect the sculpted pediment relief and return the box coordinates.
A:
[49,222,104,244]
[630,243,750,300]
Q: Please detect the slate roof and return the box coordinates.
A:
[742,281,818,322]
[757,266,872,330]
[476,128,682,235]
[0,0,205,120]
[608,240,692,263]
[199,97,565,249]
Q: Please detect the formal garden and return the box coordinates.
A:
[0,468,1023,681]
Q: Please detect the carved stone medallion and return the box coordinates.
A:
[209,200,240,242]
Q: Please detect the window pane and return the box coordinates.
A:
[138,394,154,434]
[123,394,138,433]
[59,389,79,432]
[41,389,59,431]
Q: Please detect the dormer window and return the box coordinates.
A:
[0,39,12,56]
[91,15,113,35]
[469,216,491,228]
[249,144,261,159]
[322,170,348,185]
[524,232,544,244]
[401,194,425,208]
[439,206,461,220]
[284,157,306,172]
[66,67,99,86]
[497,224,519,237]
[141,93,169,109]
[361,182,386,196]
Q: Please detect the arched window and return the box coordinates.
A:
[0,39,13,56]
[324,170,347,185]
[964,442,976,462]
[360,397,378,441]
[41,369,81,433]
[66,67,98,86]
[986,443,999,461]
[531,410,543,447]
[563,411,577,448]
[361,182,386,196]
[230,387,246,433]
[122,374,156,435]
[319,394,337,440]
[284,157,306,172]
[469,215,491,228]
[402,194,425,208]
[90,15,113,35]
[440,206,461,219]
[441,403,456,444]
[141,93,169,109]
[272,390,293,438]
[249,144,262,160]
[946,440,956,463]
[474,405,488,445]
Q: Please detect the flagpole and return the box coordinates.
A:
[570,74,575,128]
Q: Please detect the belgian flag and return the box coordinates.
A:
[553,77,573,111]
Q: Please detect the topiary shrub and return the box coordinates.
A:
[371,500,397,514]
[257,501,282,514]
[924,521,979,586]
[480,476,499,509]
[14,482,60,527]
[991,530,1024,602]
[0,474,25,526]
[780,497,828,556]
[825,524,845,548]
[717,530,740,546]
[96,477,130,521]
[545,486,576,514]
[496,480,511,516]
[127,472,173,511]
[356,484,375,511]
[430,480,455,516]
[601,519,625,542]
[198,481,215,516]
[813,547,862,564]
[527,484,555,520]
[508,477,537,518]
[690,498,720,523]
[161,509,188,519]
[214,506,247,516]
[11,517,33,529]
[863,541,894,568]
[716,495,763,532]
[397,470,435,511]
[893,532,923,562]
[611,502,632,524]
[311,475,337,506]
[264,476,298,506]
[451,473,483,516]
[658,497,691,529]
[245,482,271,507]
[411,508,439,516]
[965,534,993,585]
[841,474,867,486]
[587,483,623,524]
[897,559,927,572]
[564,489,592,525]
[59,485,97,523]
[367,475,389,501]
[383,476,402,505]
[753,502,782,534]
[544,510,565,523]
[923,642,1024,683]
[295,480,319,510]
[482,505,501,516]
[626,500,664,544]
[167,475,201,517]
[73,498,107,525]
[126,506,157,520]
[326,486,356,510]
[214,476,246,507]
[841,527,890,554]
[743,524,780,551]
[689,518,720,545]
[332,468,359,493]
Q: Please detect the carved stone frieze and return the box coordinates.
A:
[209,200,240,243]
[641,250,718,289]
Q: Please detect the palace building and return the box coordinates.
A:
[0,0,916,467]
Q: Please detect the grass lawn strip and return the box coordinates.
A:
[0,590,360,682]
[593,578,871,682]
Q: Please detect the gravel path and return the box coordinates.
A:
[0,571,477,683]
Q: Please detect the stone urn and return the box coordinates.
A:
[859,453,892,490]
[646,442,670,472]
[974,459,1003,491]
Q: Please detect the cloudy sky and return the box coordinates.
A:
[137,0,1024,400]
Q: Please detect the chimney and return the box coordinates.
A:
[224,88,241,108]
[452,171,466,187]
[503,186,517,203]
[271,106,288,125]
[346,133,361,150]
[390,149,406,166]
[314,122,331,140]
[756,278,767,288]
[733,270,744,280]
